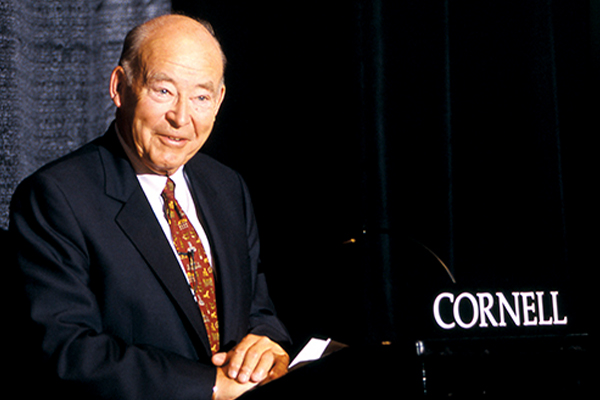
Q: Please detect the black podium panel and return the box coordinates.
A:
[240,345,422,400]
[240,336,590,399]
[417,334,591,398]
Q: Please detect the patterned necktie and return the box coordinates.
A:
[161,177,220,354]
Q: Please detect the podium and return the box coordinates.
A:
[240,334,590,399]
[416,333,591,397]
[240,344,422,399]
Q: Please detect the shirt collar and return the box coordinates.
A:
[137,167,186,200]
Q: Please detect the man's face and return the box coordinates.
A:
[112,24,225,175]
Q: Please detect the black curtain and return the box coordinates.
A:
[0,0,171,229]
[172,0,595,346]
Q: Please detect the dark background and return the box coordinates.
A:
[170,0,595,347]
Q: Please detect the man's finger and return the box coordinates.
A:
[258,353,289,386]
[221,334,289,384]
[231,347,261,383]
[250,351,274,383]
[224,336,260,380]
[212,352,228,367]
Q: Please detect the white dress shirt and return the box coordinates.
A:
[136,168,214,275]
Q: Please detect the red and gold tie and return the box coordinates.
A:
[161,177,220,354]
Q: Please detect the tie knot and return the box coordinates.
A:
[161,177,176,201]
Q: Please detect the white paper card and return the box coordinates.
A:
[289,337,331,369]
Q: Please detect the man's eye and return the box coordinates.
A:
[151,87,170,96]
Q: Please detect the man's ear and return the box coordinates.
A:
[109,66,127,108]
[213,84,226,118]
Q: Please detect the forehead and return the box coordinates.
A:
[138,25,224,86]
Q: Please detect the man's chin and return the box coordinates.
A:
[145,159,188,176]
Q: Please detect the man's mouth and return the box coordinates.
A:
[161,134,187,144]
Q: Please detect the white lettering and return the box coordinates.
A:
[551,291,568,325]
[496,292,521,327]
[536,291,553,326]
[521,292,538,326]
[477,292,498,328]
[433,292,455,330]
[454,292,478,329]
[433,290,568,330]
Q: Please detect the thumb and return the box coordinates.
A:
[212,352,228,366]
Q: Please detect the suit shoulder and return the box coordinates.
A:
[189,153,237,174]
[26,138,102,180]
[186,153,243,184]
[184,153,253,207]
[14,138,105,200]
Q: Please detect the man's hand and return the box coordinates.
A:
[213,334,289,385]
[212,365,257,400]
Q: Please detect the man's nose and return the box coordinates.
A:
[166,96,191,128]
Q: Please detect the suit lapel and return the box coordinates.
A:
[97,127,211,356]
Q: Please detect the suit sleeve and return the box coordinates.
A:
[10,174,217,400]
[237,174,291,347]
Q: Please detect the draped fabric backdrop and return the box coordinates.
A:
[0,0,171,229]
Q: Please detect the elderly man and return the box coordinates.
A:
[10,14,290,400]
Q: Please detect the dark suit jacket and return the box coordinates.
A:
[9,124,290,400]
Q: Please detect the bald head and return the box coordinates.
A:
[109,14,228,175]
[118,14,226,86]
